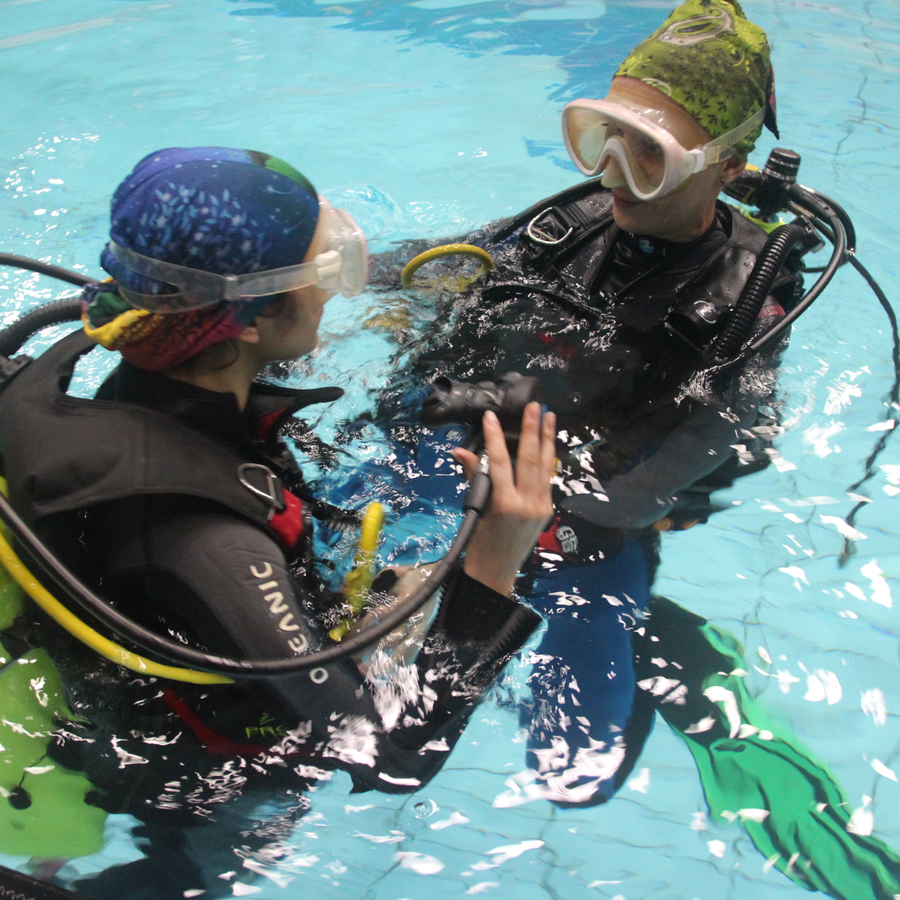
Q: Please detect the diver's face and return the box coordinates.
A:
[601,77,736,243]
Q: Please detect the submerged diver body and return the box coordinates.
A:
[358,3,900,896]
[0,147,556,899]
[376,0,790,806]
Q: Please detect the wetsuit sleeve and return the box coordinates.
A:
[555,304,787,531]
[556,391,766,529]
[91,496,539,792]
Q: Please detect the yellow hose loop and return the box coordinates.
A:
[329,501,385,642]
[0,528,232,685]
[400,243,494,288]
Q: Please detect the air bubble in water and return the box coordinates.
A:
[414,799,437,818]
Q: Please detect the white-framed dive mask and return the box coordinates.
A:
[108,196,369,313]
[561,98,765,201]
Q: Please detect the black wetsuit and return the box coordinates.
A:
[385,186,798,533]
[0,331,541,816]
[366,182,802,806]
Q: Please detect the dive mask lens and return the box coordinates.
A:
[564,105,613,176]
[562,100,699,201]
[314,198,369,298]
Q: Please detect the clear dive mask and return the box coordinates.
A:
[108,196,369,313]
[561,98,766,201]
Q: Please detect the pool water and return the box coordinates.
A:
[2,1,900,898]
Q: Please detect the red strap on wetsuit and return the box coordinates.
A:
[256,408,284,438]
[536,516,579,561]
[162,687,269,757]
[538,517,565,555]
[162,687,315,760]
[269,488,305,550]
[253,407,307,551]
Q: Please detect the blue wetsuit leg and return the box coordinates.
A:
[522,534,654,808]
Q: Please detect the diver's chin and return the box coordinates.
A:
[610,193,646,233]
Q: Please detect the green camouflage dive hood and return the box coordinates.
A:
[615,0,778,153]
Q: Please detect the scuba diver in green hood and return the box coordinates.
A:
[378,0,795,804]
[355,1,900,898]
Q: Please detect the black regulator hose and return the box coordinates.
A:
[708,217,823,364]
[0,473,490,677]
[0,297,82,357]
[0,254,88,355]
[838,255,900,566]
[739,185,847,363]
[0,253,92,288]
[804,187,857,259]
[698,182,847,380]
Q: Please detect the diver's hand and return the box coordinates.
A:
[452,402,556,596]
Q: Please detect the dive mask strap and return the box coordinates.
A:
[698,103,767,166]
[108,241,322,312]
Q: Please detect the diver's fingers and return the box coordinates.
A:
[453,404,554,506]
[540,409,557,481]
[480,410,514,497]
[512,404,555,516]
[512,402,548,489]
[451,446,478,480]
[528,408,557,507]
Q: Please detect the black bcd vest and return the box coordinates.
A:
[0,331,341,548]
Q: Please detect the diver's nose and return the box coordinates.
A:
[600,156,629,190]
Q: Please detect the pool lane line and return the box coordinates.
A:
[0,4,174,50]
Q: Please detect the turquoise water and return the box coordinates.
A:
[1,0,900,897]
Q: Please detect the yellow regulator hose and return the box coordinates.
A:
[400,243,494,288]
[0,480,231,684]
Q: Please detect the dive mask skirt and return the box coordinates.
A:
[109,197,369,313]
[562,99,766,200]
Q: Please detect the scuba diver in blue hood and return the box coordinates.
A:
[0,147,557,899]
